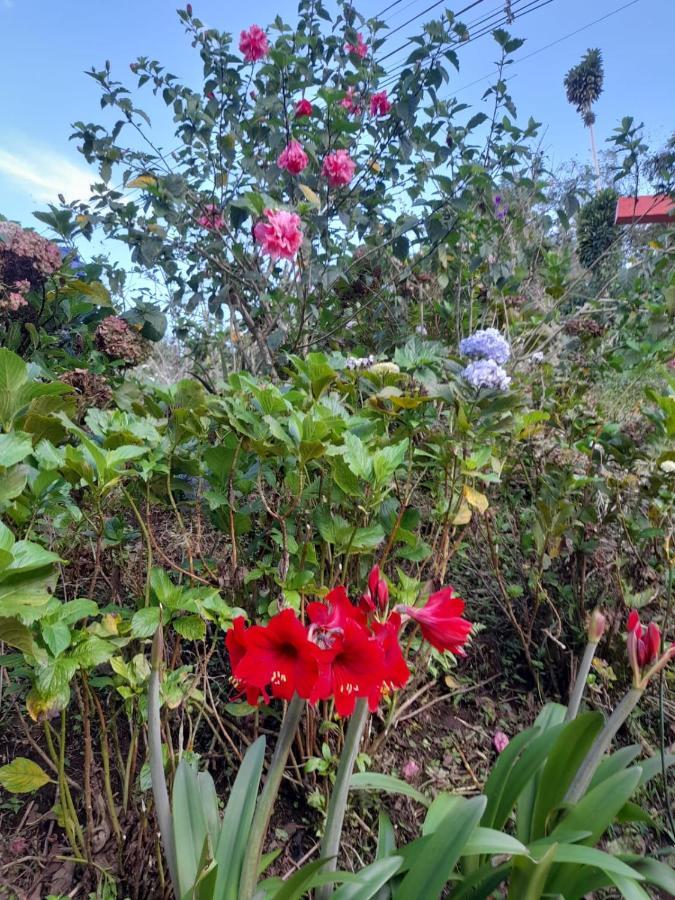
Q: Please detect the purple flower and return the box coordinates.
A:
[459,327,510,364]
[462,359,511,392]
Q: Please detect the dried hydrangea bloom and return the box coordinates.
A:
[95,316,151,366]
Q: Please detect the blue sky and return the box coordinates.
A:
[1,0,672,229]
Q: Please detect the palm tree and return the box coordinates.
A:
[564,48,605,188]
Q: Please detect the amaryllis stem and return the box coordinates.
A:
[565,640,598,722]
[565,686,643,804]
[316,697,370,900]
[239,692,305,900]
[148,627,179,895]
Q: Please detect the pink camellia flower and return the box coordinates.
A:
[253,208,303,260]
[322,149,356,188]
[402,759,420,781]
[239,25,269,62]
[295,98,313,118]
[345,32,368,59]
[340,87,361,115]
[399,587,472,656]
[277,140,309,176]
[370,91,391,117]
[197,204,225,231]
[493,730,510,753]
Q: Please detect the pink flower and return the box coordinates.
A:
[493,730,510,753]
[370,91,391,117]
[402,759,420,781]
[197,204,225,231]
[277,140,309,176]
[295,98,313,118]
[239,25,269,63]
[340,87,361,115]
[253,209,303,260]
[345,32,368,59]
[322,149,356,188]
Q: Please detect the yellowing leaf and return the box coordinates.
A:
[452,502,472,525]
[298,184,321,207]
[369,159,381,174]
[0,757,53,793]
[127,175,158,190]
[100,613,120,635]
[463,484,489,514]
[75,214,90,227]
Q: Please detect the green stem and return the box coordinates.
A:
[565,687,643,804]
[239,693,305,900]
[148,627,179,895]
[564,640,598,722]
[317,698,369,900]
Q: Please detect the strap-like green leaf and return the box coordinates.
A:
[551,767,642,846]
[588,744,641,790]
[350,772,429,807]
[529,711,603,840]
[214,735,266,900]
[332,857,403,900]
[393,795,486,900]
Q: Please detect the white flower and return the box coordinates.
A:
[659,460,675,474]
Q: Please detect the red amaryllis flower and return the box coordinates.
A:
[239,25,269,63]
[225,617,265,706]
[369,91,391,117]
[312,619,385,716]
[627,611,661,669]
[307,586,365,633]
[400,587,472,655]
[295,98,313,118]
[232,608,319,701]
[368,612,410,708]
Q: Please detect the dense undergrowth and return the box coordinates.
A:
[1,1,674,898]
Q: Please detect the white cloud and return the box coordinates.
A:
[0,144,93,204]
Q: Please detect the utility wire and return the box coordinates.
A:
[452,0,642,94]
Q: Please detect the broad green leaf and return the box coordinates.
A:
[588,744,641,790]
[372,440,408,486]
[0,617,35,654]
[341,432,372,480]
[5,540,60,575]
[0,432,33,467]
[173,759,209,895]
[530,840,646,880]
[0,348,28,427]
[0,465,27,504]
[507,841,557,900]
[350,772,430,807]
[629,857,675,895]
[131,607,162,638]
[70,636,115,668]
[462,827,529,858]
[551,767,642,846]
[374,811,396,900]
[173,615,206,641]
[41,621,72,657]
[0,757,52,793]
[636,752,675,785]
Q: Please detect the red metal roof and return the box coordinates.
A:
[615,195,674,225]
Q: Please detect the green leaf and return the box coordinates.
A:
[372,440,408,486]
[70,636,115,668]
[551,767,642,846]
[394,796,486,900]
[629,857,675,895]
[0,757,52,793]
[0,348,28,427]
[529,711,603,839]
[0,465,27,504]
[0,432,33,467]
[331,857,403,899]
[350,772,430,807]
[0,617,35,654]
[350,524,386,553]
[636,752,675,786]
[215,735,266,900]
[341,432,372,480]
[41,621,72,657]
[507,841,557,900]
[172,759,211,895]
[173,615,206,641]
[131,607,162,638]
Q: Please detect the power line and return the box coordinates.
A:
[452,0,642,94]
[377,0,487,64]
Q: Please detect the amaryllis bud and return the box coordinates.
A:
[588,609,606,643]
[359,591,374,613]
[368,565,380,599]
[644,622,661,665]
[376,578,389,609]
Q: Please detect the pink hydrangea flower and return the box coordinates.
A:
[340,87,361,115]
[370,91,392,117]
[295,98,313,118]
[322,149,356,188]
[253,209,303,260]
[239,25,269,63]
[277,140,309,176]
[197,204,225,231]
[493,730,510,753]
[345,32,368,59]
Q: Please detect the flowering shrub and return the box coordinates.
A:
[253,208,304,259]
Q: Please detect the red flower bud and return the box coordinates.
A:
[376,578,389,609]
[368,565,380,599]
[588,609,606,643]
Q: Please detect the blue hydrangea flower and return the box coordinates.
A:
[459,327,510,364]
[462,359,511,392]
